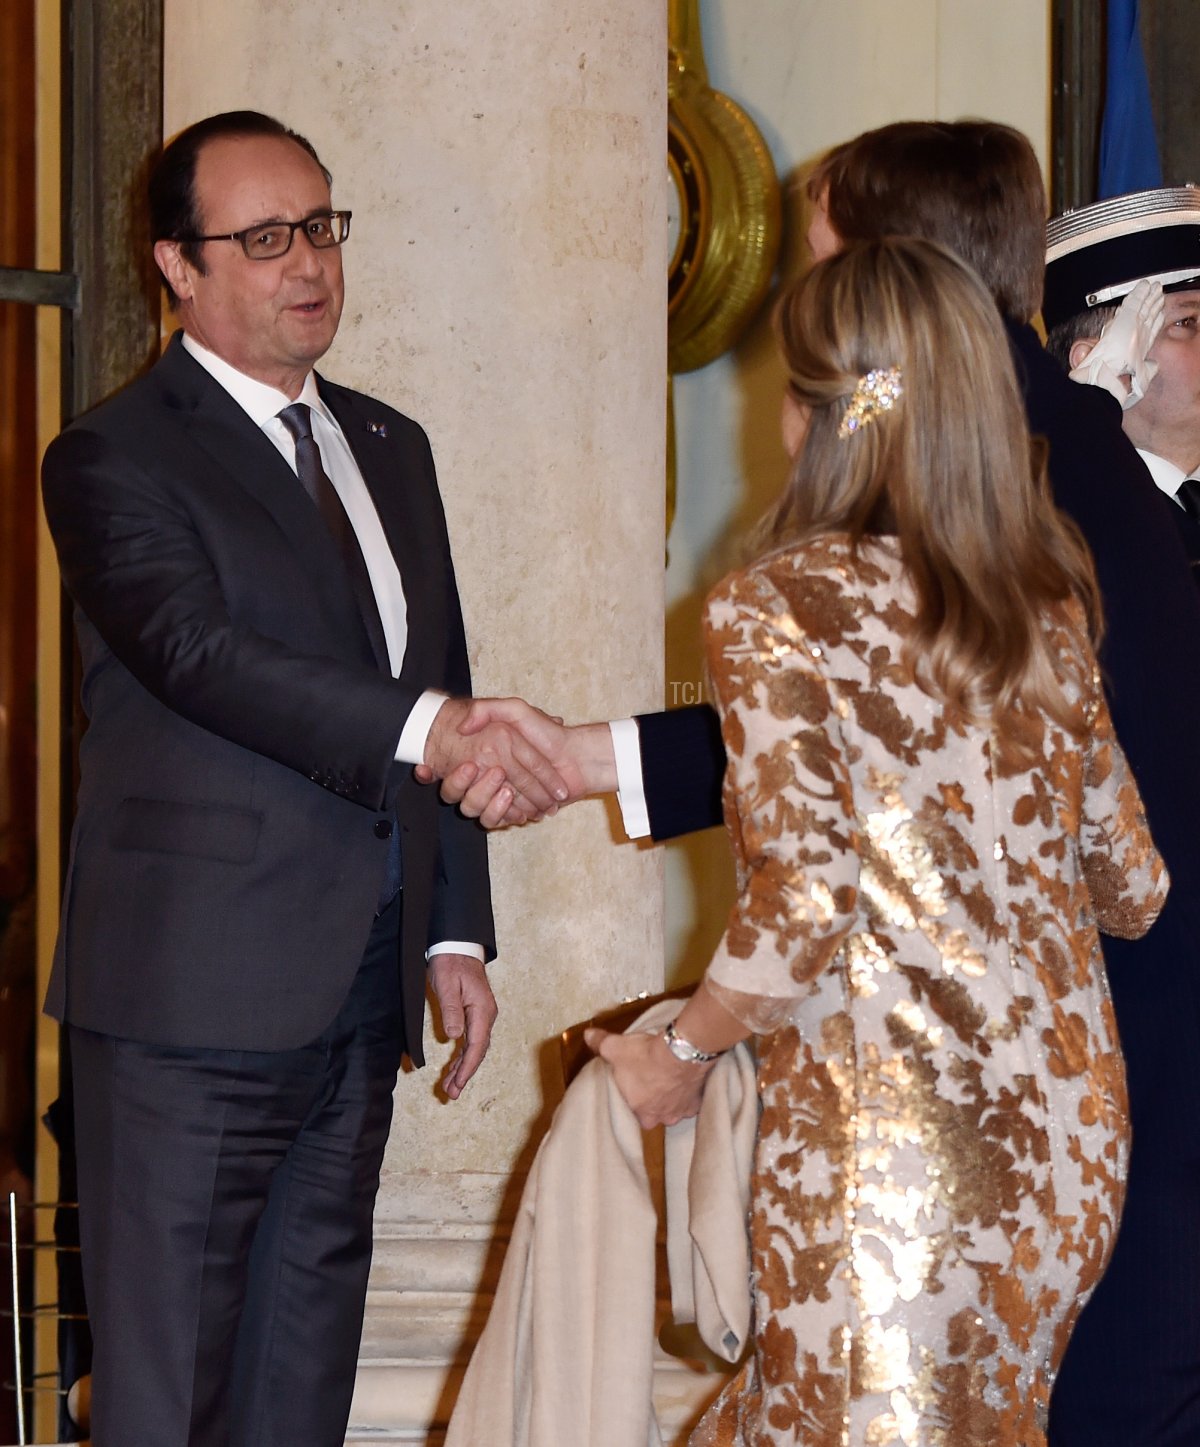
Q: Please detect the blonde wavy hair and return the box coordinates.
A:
[762,236,1101,756]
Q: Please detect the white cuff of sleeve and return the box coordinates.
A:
[610,717,651,840]
[426,941,486,963]
[395,689,450,764]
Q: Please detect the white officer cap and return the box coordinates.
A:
[1044,185,1200,331]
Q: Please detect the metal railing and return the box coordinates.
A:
[1,1193,85,1446]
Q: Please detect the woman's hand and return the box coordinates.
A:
[583,1025,715,1128]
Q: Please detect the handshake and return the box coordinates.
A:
[419,696,618,827]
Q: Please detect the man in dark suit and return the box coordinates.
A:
[42,110,565,1447]
[443,123,1200,1446]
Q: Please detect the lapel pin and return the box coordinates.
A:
[366,420,388,439]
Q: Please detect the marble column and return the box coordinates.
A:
[164,1,669,1438]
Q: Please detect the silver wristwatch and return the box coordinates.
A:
[663,1019,724,1064]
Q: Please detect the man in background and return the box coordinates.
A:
[1044,187,1200,579]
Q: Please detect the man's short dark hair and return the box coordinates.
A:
[148,111,330,305]
[808,120,1046,324]
[1044,304,1120,372]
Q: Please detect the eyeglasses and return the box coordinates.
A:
[177,210,352,261]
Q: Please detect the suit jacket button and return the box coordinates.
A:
[374,819,393,839]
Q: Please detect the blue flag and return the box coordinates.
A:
[1099,0,1163,198]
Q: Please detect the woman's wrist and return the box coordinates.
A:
[669,979,753,1058]
[662,1019,725,1065]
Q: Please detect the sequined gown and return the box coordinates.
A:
[690,536,1167,1447]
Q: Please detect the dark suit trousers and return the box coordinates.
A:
[1049,1145,1200,1445]
[70,897,405,1447]
[1049,912,1200,1446]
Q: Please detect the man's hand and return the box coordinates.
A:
[423,697,571,819]
[428,953,498,1099]
[421,701,618,828]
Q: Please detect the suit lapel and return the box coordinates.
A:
[152,336,383,669]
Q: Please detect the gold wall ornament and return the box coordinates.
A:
[667,0,782,375]
[666,375,677,541]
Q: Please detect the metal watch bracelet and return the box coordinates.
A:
[663,1019,724,1064]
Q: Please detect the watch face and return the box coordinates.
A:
[668,156,684,273]
[668,119,706,312]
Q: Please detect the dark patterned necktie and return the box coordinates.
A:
[277,402,389,669]
[1176,476,1200,523]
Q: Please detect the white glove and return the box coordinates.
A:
[1069,278,1165,410]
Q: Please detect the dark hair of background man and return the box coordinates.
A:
[807,120,1046,325]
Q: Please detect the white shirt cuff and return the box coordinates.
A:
[395,690,450,764]
[426,941,486,963]
[610,717,651,840]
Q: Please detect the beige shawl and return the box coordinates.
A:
[445,1000,757,1447]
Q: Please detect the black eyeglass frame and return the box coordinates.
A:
[173,210,353,260]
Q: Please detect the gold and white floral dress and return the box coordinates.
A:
[690,536,1166,1447]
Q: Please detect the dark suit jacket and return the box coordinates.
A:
[639,323,1200,1148]
[41,334,493,1063]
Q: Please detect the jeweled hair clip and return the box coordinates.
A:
[838,366,903,439]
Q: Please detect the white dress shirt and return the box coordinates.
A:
[182,334,479,962]
[1136,447,1200,510]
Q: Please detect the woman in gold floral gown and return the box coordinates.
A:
[590,237,1167,1446]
